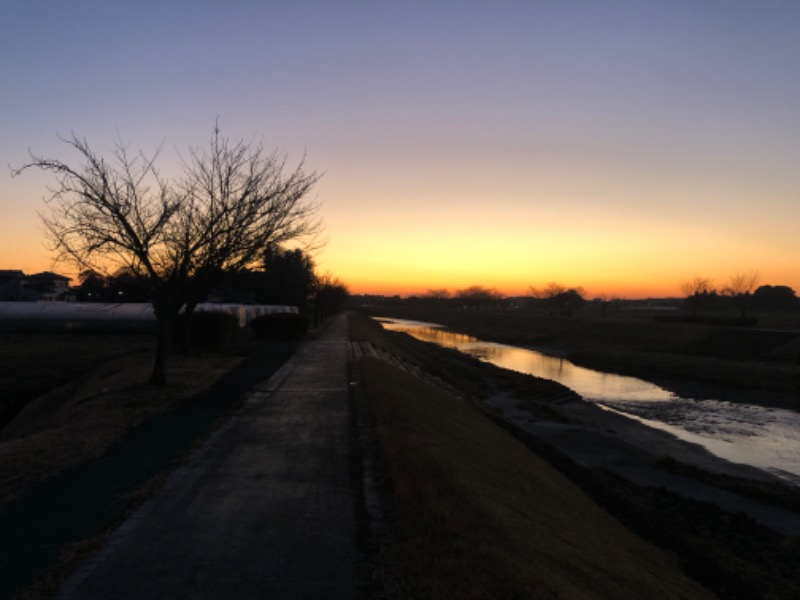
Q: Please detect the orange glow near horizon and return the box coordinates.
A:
[316,240,800,300]
[7,207,800,301]
[314,201,800,299]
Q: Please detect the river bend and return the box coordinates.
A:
[379,318,800,486]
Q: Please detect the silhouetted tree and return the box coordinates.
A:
[106,268,152,302]
[75,269,107,301]
[751,285,799,311]
[530,283,586,316]
[722,271,760,318]
[176,127,322,319]
[259,245,316,310]
[455,285,502,310]
[312,273,349,325]
[420,288,451,307]
[680,277,714,315]
[14,125,321,384]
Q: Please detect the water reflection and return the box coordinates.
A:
[382,322,675,402]
[378,317,800,484]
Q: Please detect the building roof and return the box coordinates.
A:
[28,271,71,282]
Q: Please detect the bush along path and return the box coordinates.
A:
[0,340,300,600]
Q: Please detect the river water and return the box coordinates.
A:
[378,318,800,485]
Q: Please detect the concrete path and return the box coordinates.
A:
[59,315,366,599]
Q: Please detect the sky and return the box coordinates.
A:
[2,1,800,299]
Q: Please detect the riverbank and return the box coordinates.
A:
[366,306,800,410]
[349,313,716,599]
[351,312,800,598]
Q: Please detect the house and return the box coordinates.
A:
[0,270,73,301]
[0,270,26,300]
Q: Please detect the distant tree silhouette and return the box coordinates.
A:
[312,273,349,324]
[680,277,714,315]
[455,285,502,310]
[259,245,317,311]
[530,283,586,316]
[76,269,107,301]
[420,288,451,307]
[106,268,152,302]
[14,125,321,384]
[722,271,760,318]
[751,284,798,311]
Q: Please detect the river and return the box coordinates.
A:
[378,318,800,486]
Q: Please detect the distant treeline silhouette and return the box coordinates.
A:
[350,276,799,318]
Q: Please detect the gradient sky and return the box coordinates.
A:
[3,1,800,298]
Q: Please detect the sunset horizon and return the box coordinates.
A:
[4,256,793,302]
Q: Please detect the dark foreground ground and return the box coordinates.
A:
[2,311,800,598]
[0,338,299,599]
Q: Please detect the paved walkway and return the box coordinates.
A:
[59,315,366,599]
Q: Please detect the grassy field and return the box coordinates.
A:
[350,312,800,599]
[0,333,156,429]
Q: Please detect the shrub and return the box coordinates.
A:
[250,313,309,340]
[173,311,239,352]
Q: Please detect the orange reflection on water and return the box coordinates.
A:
[379,320,674,402]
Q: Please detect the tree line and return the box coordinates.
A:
[357,275,798,317]
[680,272,798,317]
[372,283,590,315]
[74,246,348,319]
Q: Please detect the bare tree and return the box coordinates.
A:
[530,282,586,316]
[420,288,451,307]
[176,127,322,314]
[680,277,713,298]
[680,276,714,315]
[13,126,321,385]
[455,285,502,310]
[722,271,760,318]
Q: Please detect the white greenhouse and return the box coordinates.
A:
[0,302,298,332]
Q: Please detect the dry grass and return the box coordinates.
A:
[0,332,296,600]
[0,349,242,507]
[0,333,154,419]
[359,358,713,599]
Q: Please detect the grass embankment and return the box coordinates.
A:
[0,332,299,600]
[0,333,155,430]
[0,336,241,507]
[350,313,800,599]
[367,306,800,408]
[349,314,713,599]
